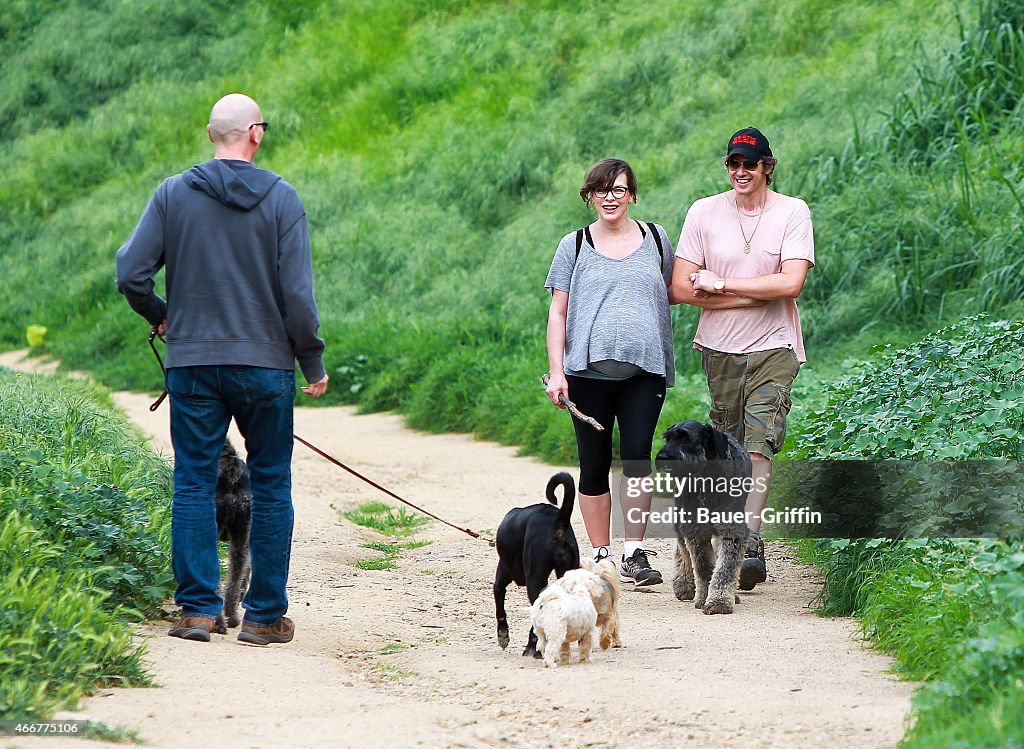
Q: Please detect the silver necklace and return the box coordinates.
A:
[735,195,766,254]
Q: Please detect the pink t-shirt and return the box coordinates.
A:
[676,191,814,362]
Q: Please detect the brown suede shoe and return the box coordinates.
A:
[168,616,215,642]
[238,616,294,645]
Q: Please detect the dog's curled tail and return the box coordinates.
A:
[594,557,621,601]
[546,472,576,530]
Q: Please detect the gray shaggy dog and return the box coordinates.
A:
[214,439,251,634]
[655,421,751,615]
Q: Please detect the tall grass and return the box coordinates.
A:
[797,0,1024,346]
[0,0,971,464]
[0,0,256,142]
[0,369,174,718]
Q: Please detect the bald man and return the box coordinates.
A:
[117,93,329,646]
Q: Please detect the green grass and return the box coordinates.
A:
[0,369,173,720]
[345,504,432,569]
[362,643,414,681]
[360,540,432,554]
[342,501,431,537]
[0,0,999,467]
[353,556,399,571]
[797,0,1024,346]
[354,539,432,570]
[79,721,145,744]
[793,316,1024,748]
[3,0,1024,742]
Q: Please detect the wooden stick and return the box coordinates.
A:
[541,374,605,432]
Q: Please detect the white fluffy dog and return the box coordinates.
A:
[529,558,622,667]
[530,581,596,668]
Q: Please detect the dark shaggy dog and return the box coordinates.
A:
[214,439,251,634]
[493,472,580,657]
[655,421,751,615]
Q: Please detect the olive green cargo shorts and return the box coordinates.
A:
[700,346,801,459]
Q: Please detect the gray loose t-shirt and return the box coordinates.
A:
[545,223,676,387]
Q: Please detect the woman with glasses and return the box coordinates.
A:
[544,157,675,588]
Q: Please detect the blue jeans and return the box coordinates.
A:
[166,365,295,626]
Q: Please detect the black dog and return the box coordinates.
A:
[493,472,580,656]
[214,438,251,634]
[655,421,751,614]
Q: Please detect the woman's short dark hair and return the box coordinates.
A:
[580,158,637,205]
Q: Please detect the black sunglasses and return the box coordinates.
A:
[249,122,270,132]
[724,157,759,171]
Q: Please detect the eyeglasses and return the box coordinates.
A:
[592,186,629,199]
[724,157,759,171]
[249,122,270,132]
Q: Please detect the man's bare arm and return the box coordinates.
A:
[691,259,812,300]
[669,258,768,309]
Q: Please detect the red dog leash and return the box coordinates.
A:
[292,434,488,542]
[146,331,492,544]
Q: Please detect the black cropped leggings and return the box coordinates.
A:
[566,372,667,495]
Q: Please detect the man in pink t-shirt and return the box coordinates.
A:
[670,127,814,591]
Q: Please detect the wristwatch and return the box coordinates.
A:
[713,278,726,292]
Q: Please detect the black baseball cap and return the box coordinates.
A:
[726,127,772,161]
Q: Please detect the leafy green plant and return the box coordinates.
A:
[794,313,1024,747]
[334,353,370,399]
[0,511,152,720]
[0,370,173,719]
[795,316,1024,461]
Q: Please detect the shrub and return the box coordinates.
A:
[0,512,150,720]
[795,316,1024,461]
[794,315,1024,748]
[0,370,173,717]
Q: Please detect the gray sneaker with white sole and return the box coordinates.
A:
[620,548,663,587]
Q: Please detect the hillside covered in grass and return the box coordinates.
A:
[1,0,1022,464]
[3,1,1024,740]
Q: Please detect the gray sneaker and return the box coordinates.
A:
[620,549,663,587]
[739,531,767,591]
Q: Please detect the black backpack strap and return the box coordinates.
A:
[576,223,664,267]
[646,221,664,265]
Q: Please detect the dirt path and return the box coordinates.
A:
[2,351,914,749]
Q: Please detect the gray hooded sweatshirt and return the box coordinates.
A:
[115,159,325,383]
